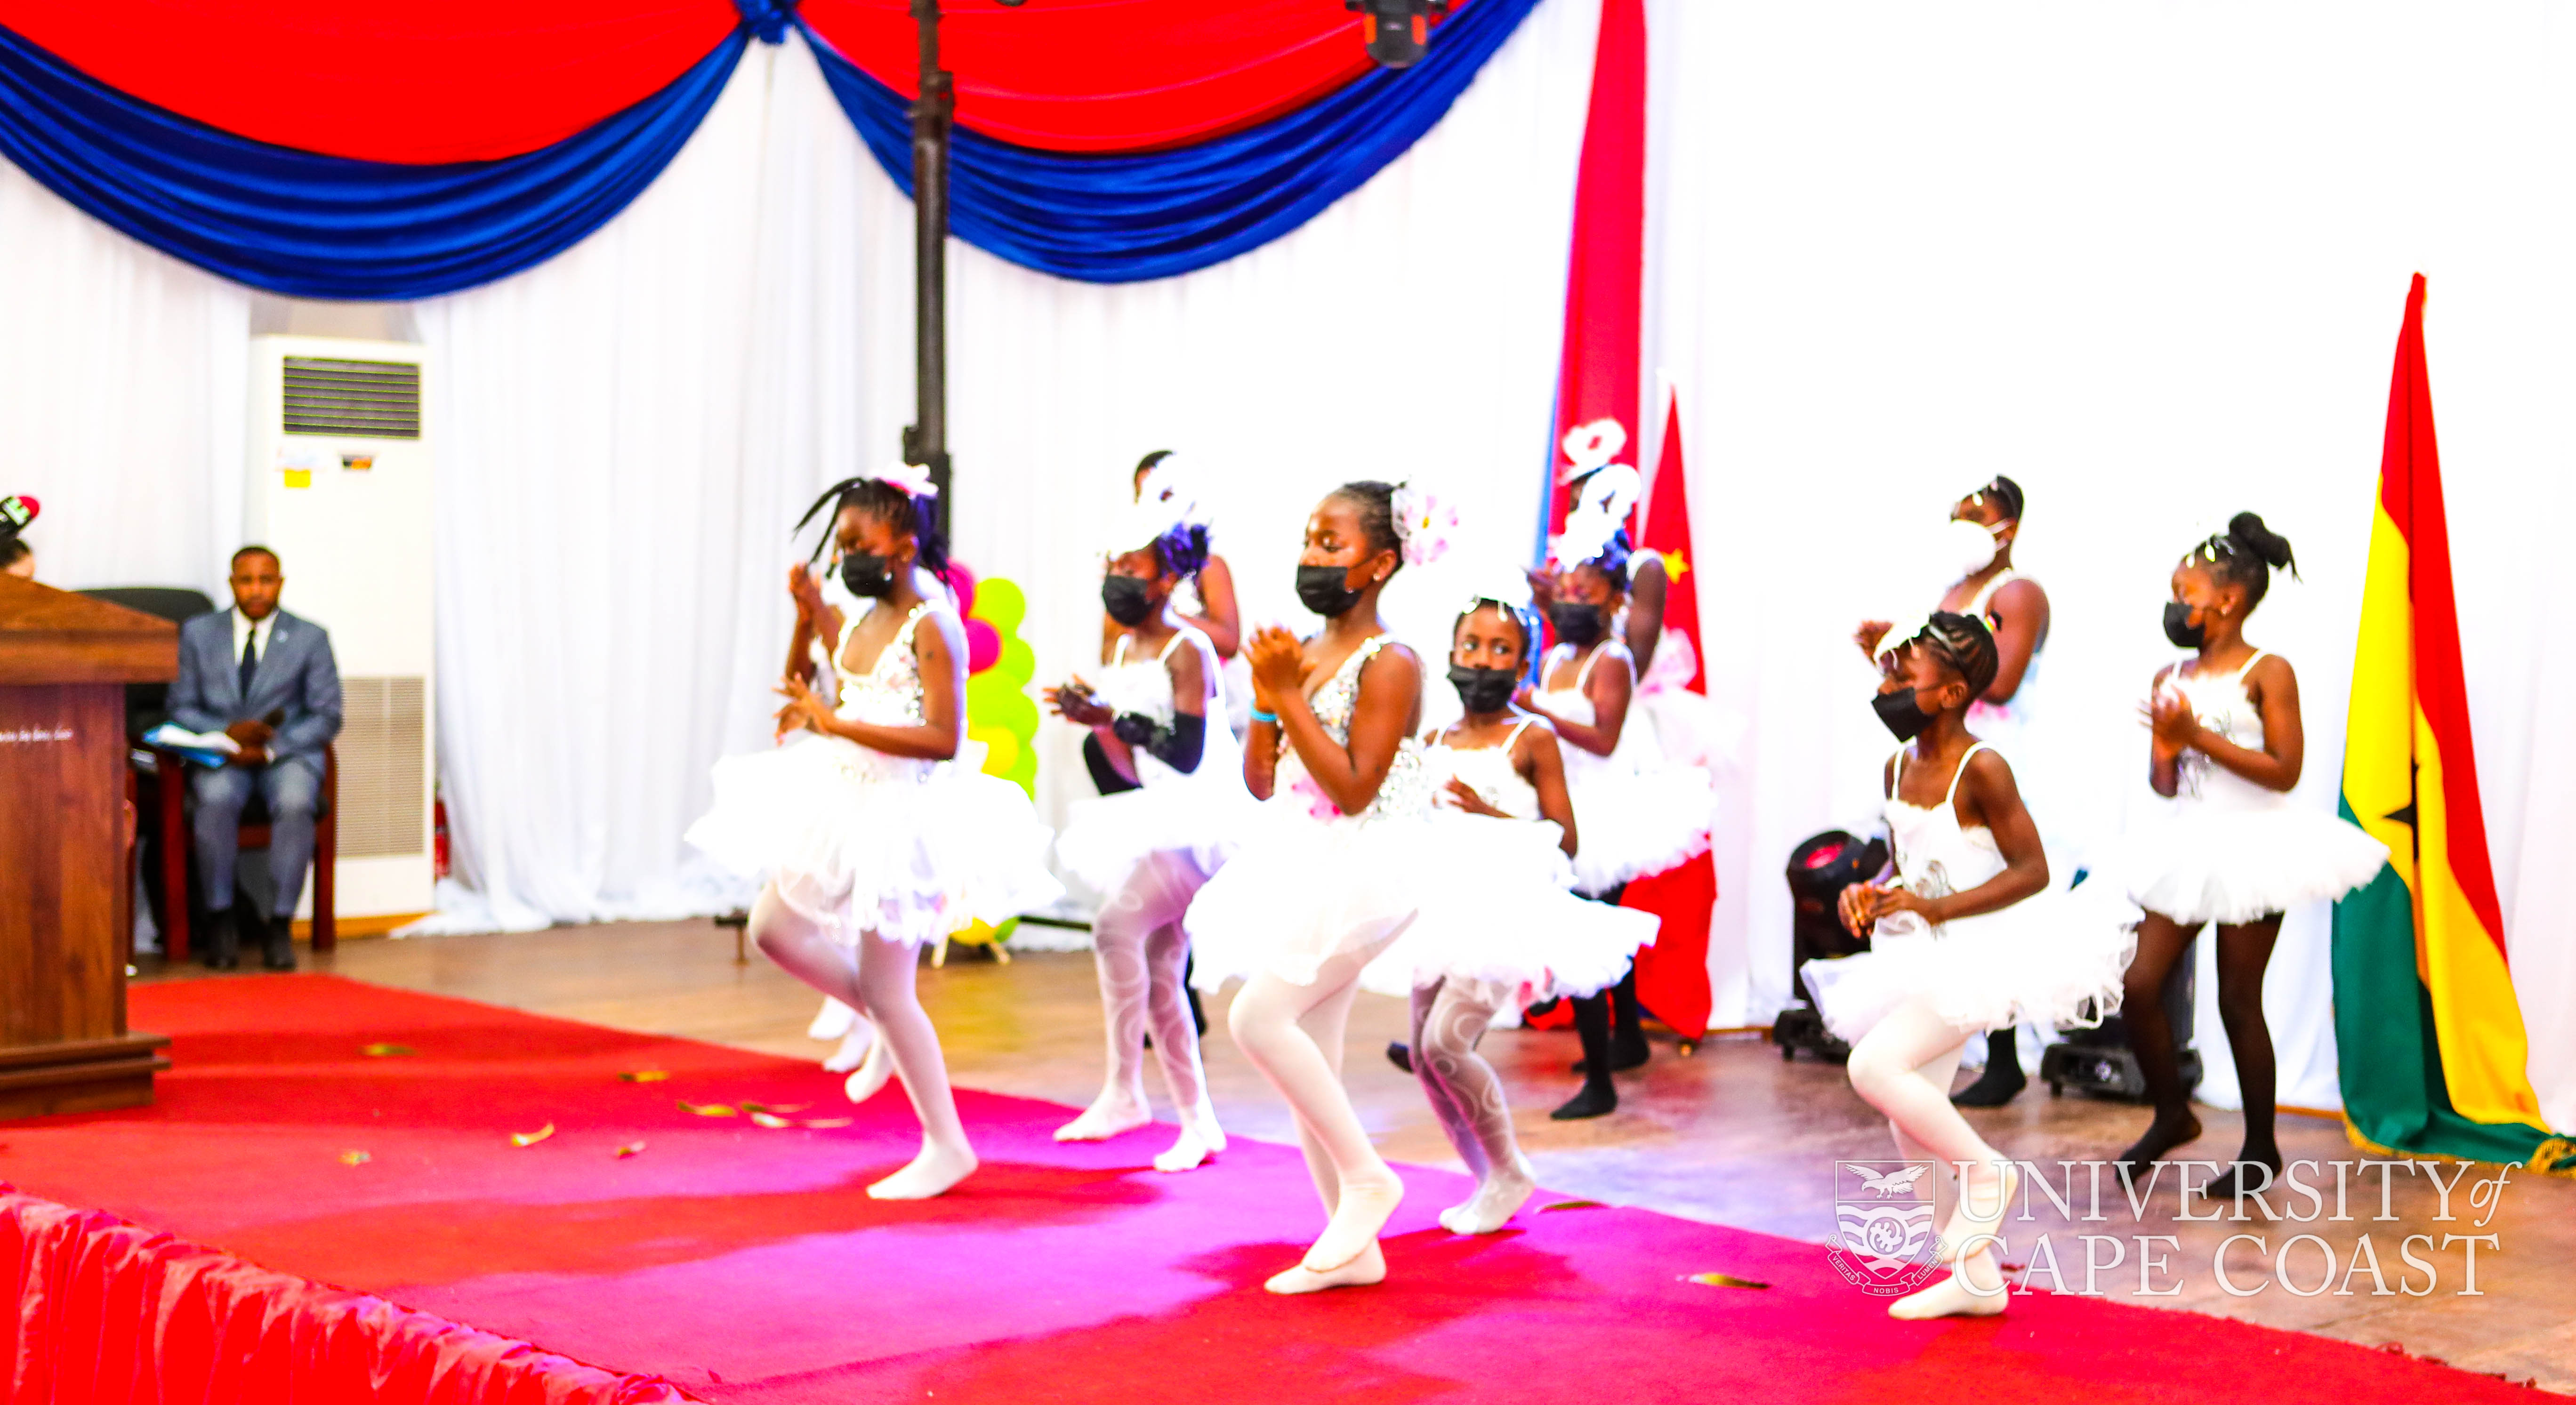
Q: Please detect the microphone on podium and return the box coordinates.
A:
[0,494,36,541]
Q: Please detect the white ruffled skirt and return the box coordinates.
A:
[1800,885,2139,1045]
[1565,763,1716,895]
[1054,773,1253,896]
[686,735,1063,948]
[1356,812,1660,1001]
[1184,796,1437,990]
[2098,792,2389,927]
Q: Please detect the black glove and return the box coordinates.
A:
[1111,711,1207,775]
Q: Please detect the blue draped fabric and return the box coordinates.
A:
[802,0,1543,284]
[0,20,748,299]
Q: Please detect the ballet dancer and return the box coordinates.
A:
[785,554,880,1076]
[1127,452,1248,732]
[1805,612,2133,1319]
[1367,582,1658,1233]
[686,466,1062,1200]
[1045,498,1240,1171]
[1520,514,1713,1119]
[2098,514,2387,1191]
[1855,476,2056,1108]
[1186,480,1447,1293]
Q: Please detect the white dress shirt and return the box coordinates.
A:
[231,607,279,678]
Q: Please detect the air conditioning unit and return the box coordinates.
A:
[243,336,435,927]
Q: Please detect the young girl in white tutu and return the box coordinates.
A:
[1186,480,1445,1294]
[2101,514,2387,1188]
[1045,501,1240,1172]
[686,468,1062,1201]
[1129,452,1249,733]
[1806,611,2134,1320]
[1366,585,1659,1234]
[1521,526,1714,1118]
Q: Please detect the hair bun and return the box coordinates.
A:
[2225,511,2296,570]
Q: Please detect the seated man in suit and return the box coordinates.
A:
[168,546,343,970]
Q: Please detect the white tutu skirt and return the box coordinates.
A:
[2099,795,2389,927]
[686,735,1063,948]
[1184,797,1441,990]
[1566,763,1716,895]
[1800,886,2139,1045]
[1054,776,1253,895]
[1357,812,1659,1001]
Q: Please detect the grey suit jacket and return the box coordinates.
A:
[169,608,344,774]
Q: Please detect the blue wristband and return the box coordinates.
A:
[1249,708,1280,726]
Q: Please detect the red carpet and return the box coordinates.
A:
[0,975,2539,1403]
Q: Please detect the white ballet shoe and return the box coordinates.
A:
[1303,1175,1404,1273]
[821,1021,874,1074]
[842,1039,894,1105]
[1265,1240,1385,1294]
[867,1142,978,1200]
[1438,1157,1536,1235]
[1054,1092,1152,1143]
[1939,1161,2018,1263]
[1152,1121,1223,1173]
[1889,1250,2010,1320]
[807,998,859,1041]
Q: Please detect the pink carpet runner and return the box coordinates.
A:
[0,975,2536,1402]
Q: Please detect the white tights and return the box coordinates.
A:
[1409,979,1536,1234]
[1056,851,1226,1171]
[1227,934,1409,1293]
[1846,998,2015,1317]
[751,886,975,1200]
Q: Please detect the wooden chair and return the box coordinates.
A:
[152,744,337,963]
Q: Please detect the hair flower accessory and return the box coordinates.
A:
[1391,482,1458,568]
[871,462,939,499]
[1136,455,1205,522]
[1547,461,1642,570]
[1559,419,1628,483]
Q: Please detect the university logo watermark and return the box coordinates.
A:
[1824,1157,2517,1299]
[1827,1160,1942,1296]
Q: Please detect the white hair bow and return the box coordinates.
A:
[872,462,939,498]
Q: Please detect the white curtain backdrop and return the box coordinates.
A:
[2,0,2565,1125]
[1643,0,2576,1120]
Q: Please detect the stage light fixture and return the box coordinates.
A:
[1348,0,1449,69]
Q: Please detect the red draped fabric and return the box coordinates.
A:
[0,0,740,164]
[0,0,1398,162]
[0,1188,684,1404]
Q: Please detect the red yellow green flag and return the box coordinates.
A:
[2332,274,2572,1173]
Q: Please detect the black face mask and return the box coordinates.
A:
[2162,601,2207,649]
[1872,686,1936,741]
[840,551,895,599]
[1296,563,1364,618]
[1102,575,1155,627]
[1549,602,1606,648]
[1448,665,1518,715]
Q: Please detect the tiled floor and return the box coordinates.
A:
[141,921,2576,1391]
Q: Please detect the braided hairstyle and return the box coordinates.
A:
[1453,597,1541,683]
[1918,610,2000,699]
[794,474,949,576]
[1576,526,1635,592]
[2186,511,2297,610]
[1329,480,1403,576]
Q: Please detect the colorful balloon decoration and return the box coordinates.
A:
[942,562,1041,955]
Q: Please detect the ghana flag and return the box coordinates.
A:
[2332,274,2573,1173]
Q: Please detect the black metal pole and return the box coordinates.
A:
[905,0,954,509]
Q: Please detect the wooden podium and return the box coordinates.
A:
[0,575,174,1116]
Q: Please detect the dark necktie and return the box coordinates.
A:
[239,627,258,703]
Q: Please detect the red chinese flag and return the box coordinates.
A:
[1620,391,1716,1041]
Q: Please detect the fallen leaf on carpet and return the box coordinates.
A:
[620,1070,671,1083]
[801,1117,853,1129]
[678,1101,737,1116]
[1542,1200,1605,1211]
[749,1111,793,1129]
[1683,1272,1770,1290]
[338,1150,371,1166]
[740,1101,806,1115]
[614,1141,646,1158]
[362,1044,415,1057]
[510,1123,555,1147]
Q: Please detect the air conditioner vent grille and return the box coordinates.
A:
[337,675,427,858]
[283,357,421,439]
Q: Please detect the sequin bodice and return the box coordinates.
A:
[1285,634,1431,822]
[835,603,932,729]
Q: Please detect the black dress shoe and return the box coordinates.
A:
[262,915,297,971]
[204,908,241,970]
[1385,1041,1415,1075]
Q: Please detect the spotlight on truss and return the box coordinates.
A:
[1347,0,1449,69]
